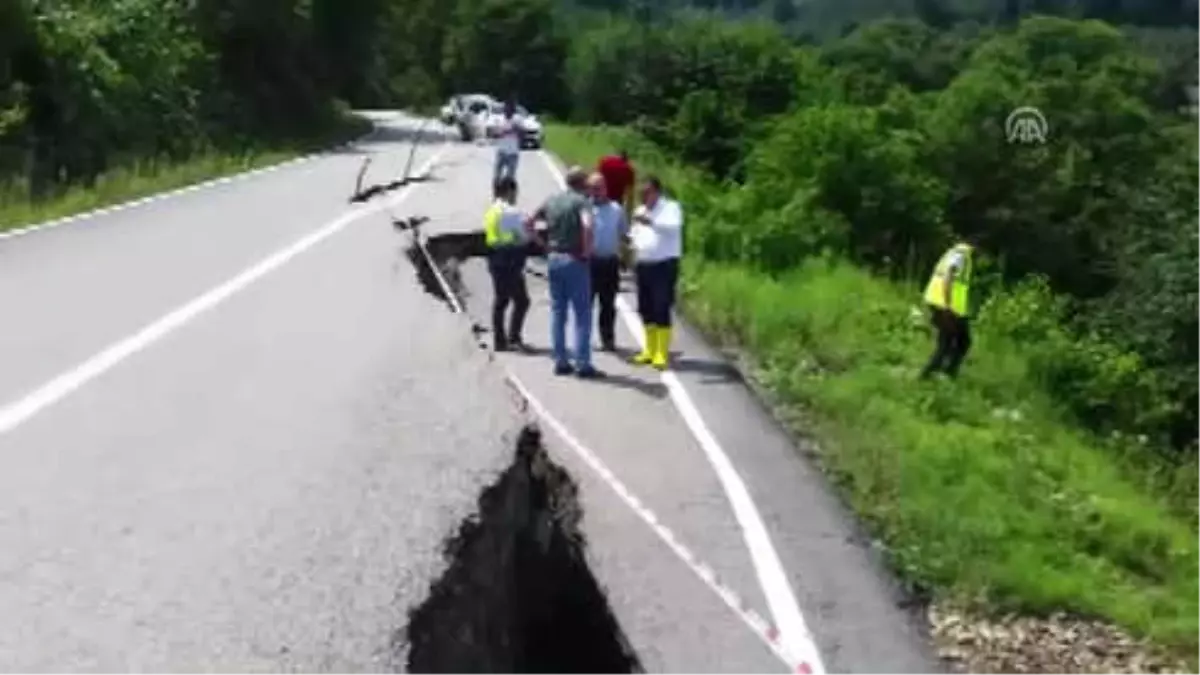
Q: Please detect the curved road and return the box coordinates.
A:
[0,112,941,673]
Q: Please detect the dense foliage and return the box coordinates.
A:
[550,7,1199,463]
[540,3,1197,653]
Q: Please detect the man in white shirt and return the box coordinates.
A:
[628,176,683,370]
[491,100,522,188]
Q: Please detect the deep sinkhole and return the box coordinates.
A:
[400,230,642,673]
[403,425,643,674]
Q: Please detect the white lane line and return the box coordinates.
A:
[0,146,449,436]
[505,372,811,674]
[538,150,826,674]
[0,119,384,242]
[409,222,808,673]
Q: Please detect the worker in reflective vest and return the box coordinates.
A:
[920,239,977,379]
[484,176,530,352]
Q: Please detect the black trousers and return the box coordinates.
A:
[635,258,679,327]
[921,306,971,378]
[590,256,620,346]
[488,251,529,346]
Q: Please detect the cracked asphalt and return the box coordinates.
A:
[0,112,942,673]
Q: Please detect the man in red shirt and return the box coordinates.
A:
[597,150,635,214]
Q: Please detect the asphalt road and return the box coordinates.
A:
[0,112,942,672]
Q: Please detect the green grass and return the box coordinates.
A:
[547,122,1200,660]
[0,115,371,234]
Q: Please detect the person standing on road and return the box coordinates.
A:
[629,176,683,371]
[483,177,531,352]
[919,236,978,379]
[524,166,604,379]
[597,149,636,269]
[586,172,628,352]
[597,149,636,215]
[491,100,522,188]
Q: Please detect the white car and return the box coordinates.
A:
[444,93,497,142]
[485,102,543,150]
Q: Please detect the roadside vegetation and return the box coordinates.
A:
[0,118,367,232]
[5,0,1195,665]
[533,3,1198,666]
[0,0,369,231]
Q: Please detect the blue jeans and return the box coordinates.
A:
[494,151,519,185]
[547,254,593,369]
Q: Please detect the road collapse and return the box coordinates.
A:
[396,215,643,673]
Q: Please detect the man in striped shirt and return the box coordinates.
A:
[587,172,628,352]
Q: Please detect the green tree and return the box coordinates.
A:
[441,0,569,114]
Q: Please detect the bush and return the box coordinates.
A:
[547,120,1198,659]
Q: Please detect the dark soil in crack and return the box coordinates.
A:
[402,425,643,673]
[404,231,486,312]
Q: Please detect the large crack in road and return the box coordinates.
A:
[399,224,643,673]
[403,426,643,673]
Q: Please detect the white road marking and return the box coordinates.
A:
[505,372,812,674]
[0,120,384,242]
[0,145,448,436]
[411,220,810,673]
[538,150,827,674]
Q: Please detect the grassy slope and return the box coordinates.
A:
[546,123,1199,659]
[0,116,371,234]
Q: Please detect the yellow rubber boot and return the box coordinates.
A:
[652,326,671,370]
[631,324,656,365]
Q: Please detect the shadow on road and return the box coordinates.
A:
[670,356,744,386]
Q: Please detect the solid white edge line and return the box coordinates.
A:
[0,114,389,242]
[505,371,806,674]
[537,150,827,674]
[407,201,805,673]
[0,144,449,436]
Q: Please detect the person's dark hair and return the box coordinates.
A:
[565,166,588,191]
[645,175,664,193]
[494,176,518,198]
[618,149,629,161]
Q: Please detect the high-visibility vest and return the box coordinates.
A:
[484,201,520,248]
[923,243,974,317]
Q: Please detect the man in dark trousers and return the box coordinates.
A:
[586,172,628,352]
[597,150,636,268]
[483,176,530,352]
[919,236,978,379]
[629,176,683,371]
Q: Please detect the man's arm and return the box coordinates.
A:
[524,204,548,250]
[942,253,961,309]
[651,201,682,232]
[579,204,594,258]
[523,204,545,233]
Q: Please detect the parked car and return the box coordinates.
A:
[484,102,543,150]
[445,93,496,142]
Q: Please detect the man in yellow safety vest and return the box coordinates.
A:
[484,176,531,352]
[920,237,978,379]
